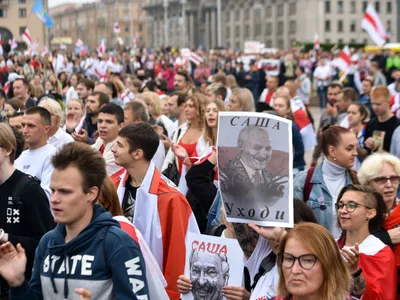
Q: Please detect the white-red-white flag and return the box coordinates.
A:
[9,38,17,51]
[189,52,204,66]
[336,45,351,72]
[313,33,320,50]
[41,46,48,56]
[113,22,120,34]
[361,3,388,46]
[76,39,84,47]
[0,36,3,56]
[21,28,32,47]
[97,39,106,56]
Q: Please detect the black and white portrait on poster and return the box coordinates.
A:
[217,112,294,227]
[182,232,244,300]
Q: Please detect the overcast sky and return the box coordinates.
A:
[48,0,97,8]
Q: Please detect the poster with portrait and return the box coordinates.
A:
[217,112,294,227]
[182,232,244,300]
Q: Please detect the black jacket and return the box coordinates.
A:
[0,170,54,293]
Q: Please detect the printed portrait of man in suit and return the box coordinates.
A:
[220,126,285,214]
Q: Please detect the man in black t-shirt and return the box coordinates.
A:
[361,86,400,158]
[0,123,54,297]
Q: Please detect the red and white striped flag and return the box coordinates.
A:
[336,45,351,72]
[113,21,120,34]
[313,33,320,50]
[76,39,84,47]
[189,52,204,66]
[3,81,10,93]
[97,39,106,56]
[21,28,32,47]
[9,38,17,51]
[41,46,48,56]
[291,99,316,151]
[361,3,388,46]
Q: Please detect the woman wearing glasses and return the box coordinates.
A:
[271,223,354,300]
[358,153,400,298]
[336,184,396,300]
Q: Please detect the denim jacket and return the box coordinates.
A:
[207,190,222,232]
[293,165,355,231]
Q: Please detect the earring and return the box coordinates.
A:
[333,157,337,161]
[366,218,369,221]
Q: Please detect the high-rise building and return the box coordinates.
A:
[145,0,398,50]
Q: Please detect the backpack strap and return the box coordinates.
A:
[303,167,316,201]
[11,174,38,208]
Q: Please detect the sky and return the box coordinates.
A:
[48,0,97,8]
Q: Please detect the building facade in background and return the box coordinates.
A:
[145,0,398,50]
[50,0,147,51]
[0,0,48,49]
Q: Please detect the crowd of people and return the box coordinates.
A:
[0,44,399,300]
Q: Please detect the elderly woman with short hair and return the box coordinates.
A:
[358,152,400,298]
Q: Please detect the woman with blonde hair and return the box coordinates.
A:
[226,74,238,89]
[38,97,74,149]
[358,153,400,297]
[228,87,255,112]
[272,223,354,300]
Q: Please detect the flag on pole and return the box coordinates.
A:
[189,52,204,66]
[336,46,351,72]
[32,0,53,28]
[313,33,320,50]
[97,39,106,56]
[21,28,33,47]
[361,3,388,46]
[113,22,121,34]
[9,38,17,51]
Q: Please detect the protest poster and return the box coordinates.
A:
[257,59,281,76]
[244,41,261,54]
[217,112,294,228]
[182,232,244,300]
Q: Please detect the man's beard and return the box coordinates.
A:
[192,280,223,300]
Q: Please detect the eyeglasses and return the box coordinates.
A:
[371,176,400,186]
[278,253,318,270]
[335,201,372,212]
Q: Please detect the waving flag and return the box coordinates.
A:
[21,28,32,47]
[189,52,203,66]
[336,46,351,72]
[32,0,53,28]
[9,38,17,50]
[291,98,316,151]
[361,3,388,46]
[313,33,320,50]
[97,39,106,56]
[113,22,120,34]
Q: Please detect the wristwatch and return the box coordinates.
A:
[352,268,362,278]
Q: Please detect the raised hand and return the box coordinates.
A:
[172,144,189,160]
[0,243,27,287]
[341,243,360,273]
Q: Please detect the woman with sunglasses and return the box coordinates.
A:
[271,223,354,300]
[358,153,400,297]
[336,184,396,300]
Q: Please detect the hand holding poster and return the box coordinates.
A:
[182,232,244,300]
[217,112,294,227]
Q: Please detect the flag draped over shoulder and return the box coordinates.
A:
[32,0,53,28]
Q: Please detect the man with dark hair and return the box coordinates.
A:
[76,78,95,104]
[72,91,109,145]
[111,123,199,300]
[215,86,227,102]
[8,112,24,134]
[93,104,125,175]
[174,71,190,93]
[95,82,123,107]
[0,142,149,300]
[336,87,358,128]
[257,75,279,112]
[123,101,165,171]
[168,91,187,138]
[13,78,35,109]
[14,107,56,199]
[360,78,375,119]
[0,123,53,298]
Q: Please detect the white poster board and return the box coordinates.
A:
[182,232,244,300]
[244,41,261,54]
[257,59,281,76]
[217,112,294,228]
